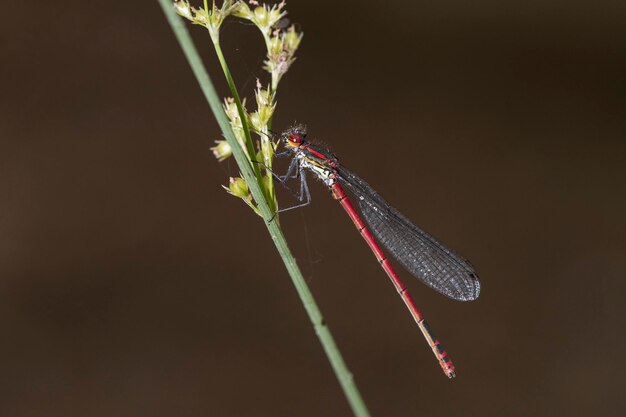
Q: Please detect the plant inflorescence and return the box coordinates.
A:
[175,0,302,215]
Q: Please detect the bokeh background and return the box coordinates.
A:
[2,1,625,416]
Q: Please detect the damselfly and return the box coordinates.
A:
[273,125,481,378]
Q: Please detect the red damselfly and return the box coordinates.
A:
[272,125,481,378]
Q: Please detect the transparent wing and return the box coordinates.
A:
[337,168,480,301]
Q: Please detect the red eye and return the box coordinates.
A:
[288,134,302,144]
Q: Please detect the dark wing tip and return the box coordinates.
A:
[456,272,481,302]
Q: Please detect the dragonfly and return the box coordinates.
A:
[272,124,481,378]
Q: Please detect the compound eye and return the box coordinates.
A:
[288,133,302,145]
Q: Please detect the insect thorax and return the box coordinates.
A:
[297,153,337,186]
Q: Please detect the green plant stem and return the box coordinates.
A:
[158,2,371,417]
[211,42,260,174]
[211,34,275,208]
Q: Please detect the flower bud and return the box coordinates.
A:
[283,25,302,52]
[210,140,232,161]
[193,8,208,26]
[228,177,249,198]
[223,97,242,127]
[253,6,268,26]
[255,86,271,107]
[173,0,193,20]
[232,2,253,19]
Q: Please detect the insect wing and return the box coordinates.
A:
[337,168,481,301]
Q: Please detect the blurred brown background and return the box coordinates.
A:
[1,1,625,416]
